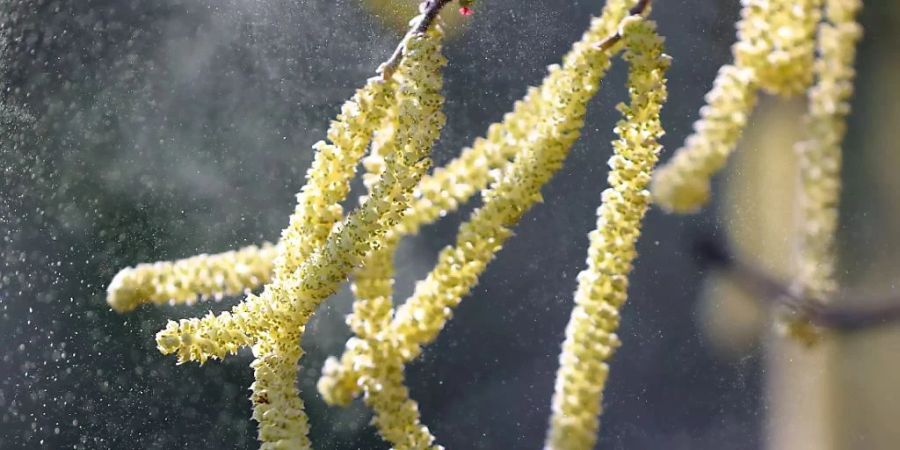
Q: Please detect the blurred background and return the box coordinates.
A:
[1,0,898,448]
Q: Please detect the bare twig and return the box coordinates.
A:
[596,0,653,50]
[378,0,454,80]
[694,238,900,332]
[378,0,652,79]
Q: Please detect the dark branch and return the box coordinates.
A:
[378,0,454,80]
[695,238,900,333]
[596,0,653,50]
[630,0,653,17]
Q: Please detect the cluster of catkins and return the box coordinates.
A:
[651,0,862,343]
[106,0,861,448]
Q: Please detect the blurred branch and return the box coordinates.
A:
[694,238,900,332]
[378,0,455,79]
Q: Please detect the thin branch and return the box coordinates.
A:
[379,0,652,79]
[596,0,653,50]
[694,238,900,332]
[378,0,454,80]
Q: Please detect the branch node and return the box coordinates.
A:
[378,0,454,80]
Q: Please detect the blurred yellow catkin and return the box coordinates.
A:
[651,0,821,213]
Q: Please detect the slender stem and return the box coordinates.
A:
[596,0,653,50]
[378,0,454,80]
[381,0,651,75]
[694,238,900,332]
[414,0,455,34]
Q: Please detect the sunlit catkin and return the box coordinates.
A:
[154,27,446,449]
[106,72,394,313]
[734,0,822,96]
[650,64,757,212]
[339,232,440,447]
[106,243,277,313]
[274,76,395,282]
[784,0,862,343]
[344,94,439,448]
[397,0,633,237]
[344,234,441,450]
[651,0,822,213]
[547,16,669,450]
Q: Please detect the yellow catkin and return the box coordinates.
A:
[651,0,822,213]
[154,27,446,450]
[397,0,634,236]
[339,233,440,448]
[106,243,277,313]
[316,119,402,406]
[649,64,757,212]
[783,0,862,343]
[734,0,822,96]
[106,69,394,313]
[318,0,637,409]
[348,100,402,343]
[273,76,395,282]
[546,17,669,450]
[362,348,437,449]
[343,91,441,447]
